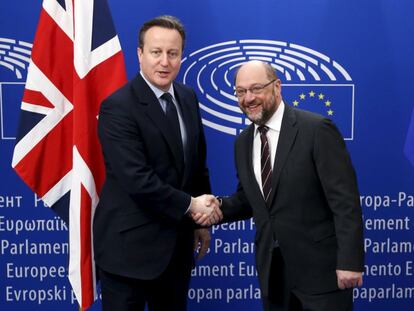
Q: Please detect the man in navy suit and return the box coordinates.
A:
[94,15,221,311]
[197,60,364,310]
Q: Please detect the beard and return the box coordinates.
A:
[243,94,278,126]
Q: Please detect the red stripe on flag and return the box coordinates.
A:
[22,89,55,108]
[31,9,74,102]
[80,185,93,308]
[14,114,73,197]
[73,51,126,193]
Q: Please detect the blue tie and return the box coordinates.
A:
[161,93,184,164]
[162,93,182,143]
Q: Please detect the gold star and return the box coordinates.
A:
[325,100,331,107]
[309,91,315,97]
[299,93,306,100]
[293,100,299,106]
[318,93,325,100]
[327,109,334,116]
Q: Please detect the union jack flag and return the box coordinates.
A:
[11,0,126,308]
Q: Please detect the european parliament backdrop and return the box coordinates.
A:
[1,1,414,310]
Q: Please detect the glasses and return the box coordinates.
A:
[235,79,276,98]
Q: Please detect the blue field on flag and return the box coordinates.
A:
[283,84,354,140]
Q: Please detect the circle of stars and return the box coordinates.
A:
[292,90,334,116]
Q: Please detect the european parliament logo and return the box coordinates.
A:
[0,37,31,140]
[180,40,355,140]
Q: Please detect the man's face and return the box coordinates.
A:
[235,62,281,125]
[138,26,182,91]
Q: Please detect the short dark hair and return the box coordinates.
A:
[138,15,186,51]
[234,61,278,85]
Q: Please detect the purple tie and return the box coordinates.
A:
[258,125,272,203]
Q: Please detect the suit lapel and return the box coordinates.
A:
[132,75,185,175]
[268,104,298,207]
[174,84,194,186]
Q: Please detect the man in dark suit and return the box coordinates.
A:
[204,60,364,310]
[93,15,221,311]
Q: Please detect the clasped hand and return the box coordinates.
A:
[336,270,363,289]
[189,194,222,226]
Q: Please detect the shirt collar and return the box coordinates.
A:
[140,71,175,100]
[255,100,285,136]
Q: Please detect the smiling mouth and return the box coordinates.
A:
[246,103,261,111]
[158,71,170,77]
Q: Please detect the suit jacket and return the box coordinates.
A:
[93,74,211,280]
[222,104,364,297]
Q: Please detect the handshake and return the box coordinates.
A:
[189,194,223,227]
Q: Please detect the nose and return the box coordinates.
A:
[243,89,256,103]
[160,52,169,66]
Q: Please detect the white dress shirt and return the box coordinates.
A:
[252,101,285,196]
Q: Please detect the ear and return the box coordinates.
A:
[137,47,143,64]
[274,79,282,93]
[275,79,281,88]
